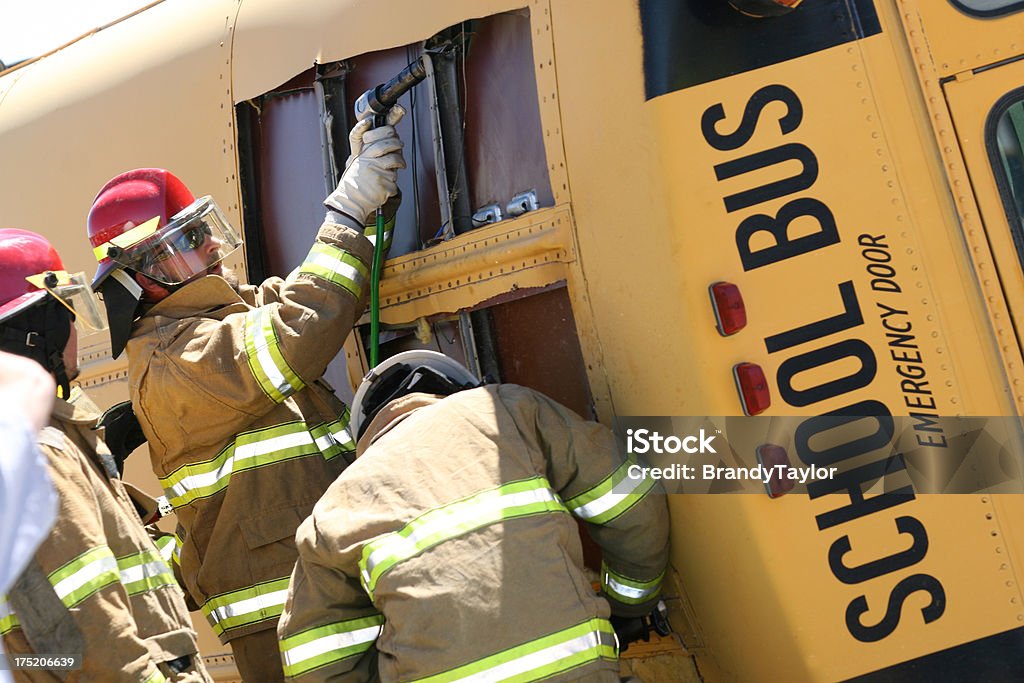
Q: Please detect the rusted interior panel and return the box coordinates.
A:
[489,285,594,419]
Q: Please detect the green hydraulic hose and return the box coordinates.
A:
[369,208,385,368]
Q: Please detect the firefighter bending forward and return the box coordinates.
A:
[85,108,406,680]
[0,229,210,682]
[278,351,671,682]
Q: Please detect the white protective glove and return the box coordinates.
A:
[325,105,407,226]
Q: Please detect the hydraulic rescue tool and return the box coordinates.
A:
[354,58,427,368]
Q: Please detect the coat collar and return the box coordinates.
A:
[144,276,247,321]
[51,386,101,425]
[356,392,443,458]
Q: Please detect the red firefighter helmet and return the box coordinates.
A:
[87,168,196,290]
[0,228,108,330]
[0,228,64,323]
[0,229,107,397]
[86,168,242,358]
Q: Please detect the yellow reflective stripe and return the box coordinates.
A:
[410,618,617,683]
[279,614,384,678]
[601,562,663,605]
[117,550,177,596]
[92,216,162,261]
[159,421,321,508]
[0,595,19,635]
[48,545,120,608]
[201,577,291,637]
[155,534,176,563]
[564,458,655,525]
[299,243,368,297]
[311,408,355,461]
[143,666,169,683]
[364,214,395,254]
[244,306,306,403]
[360,477,566,599]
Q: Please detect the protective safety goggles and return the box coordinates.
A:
[94,195,241,286]
[25,270,108,331]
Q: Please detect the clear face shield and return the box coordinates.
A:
[99,196,242,286]
[25,270,108,331]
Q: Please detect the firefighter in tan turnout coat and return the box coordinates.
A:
[84,109,406,681]
[0,229,209,682]
[278,350,670,682]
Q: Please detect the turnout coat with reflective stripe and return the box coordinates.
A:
[0,389,206,682]
[127,221,371,643]
[278,385,670,682]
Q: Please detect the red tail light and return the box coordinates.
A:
[757,444,795,498]
[709,281,747,336]
[733,362,770,415]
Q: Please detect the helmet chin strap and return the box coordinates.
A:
[0,297,73,399]
[104,270,145,359]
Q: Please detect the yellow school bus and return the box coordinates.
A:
[2,0,1024,680]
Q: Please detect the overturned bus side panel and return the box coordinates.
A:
[550,0,1024,681]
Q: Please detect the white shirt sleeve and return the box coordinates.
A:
[0,415,57,681]
[0,414,57,593]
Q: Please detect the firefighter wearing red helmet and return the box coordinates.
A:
[85,108,406,680]
[0,229,105,397]
[0,229,211,682]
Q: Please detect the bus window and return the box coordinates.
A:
[949,0,1024,17]
[989,95,1024,261]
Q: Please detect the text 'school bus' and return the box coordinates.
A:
[1,0,1023,680]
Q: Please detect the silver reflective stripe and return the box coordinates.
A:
[298,244,367,297]
[601,562,662,605]
[120,560,173,588]
[252,308,289,396]
[164,429,315,503]
[365,228,392,247]
[208,588,289,625]
[202,577,292,636]
[313,428,348,453]
[51,552,119,606]
[360,482,562,596]
[155,535,176,562]
[605,574,655,601]
[0,595,18,634]
[287,626,381,662]
[453,631,604,682]
[280,616,384,677]
[310,411,354,462]
[243,306,306,404]
[570,468,649,521]
[315,424,353,452]
[409,618,617,683]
